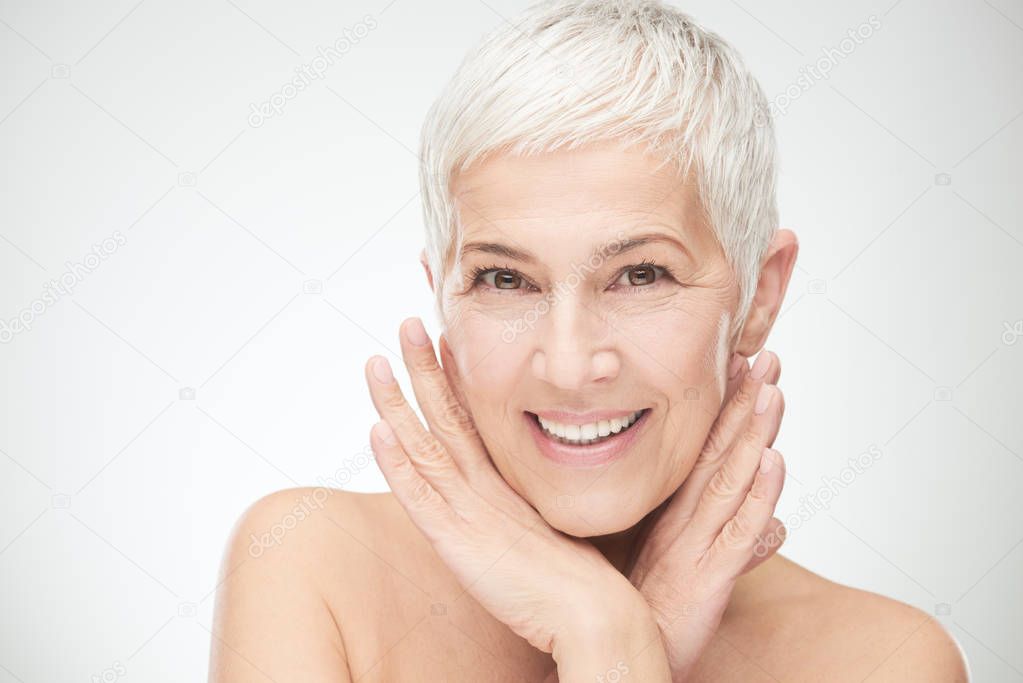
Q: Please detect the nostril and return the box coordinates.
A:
[530,349,619,390]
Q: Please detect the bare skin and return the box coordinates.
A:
[209,345,967,682]
[210,487,967,682]
[209,142,968,681]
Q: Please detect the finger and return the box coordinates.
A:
[434,330,542,520]
[680,382,785,554]
[722,353,748,406]
[723,349,780,415]
[398,318,490,481]
[364,355,468,508]
[369,420,462,543]
[740,517,787,574]
[701,350,781,478]
[705,448,786,575]
[723,350,780,444]
[657,351,782,537]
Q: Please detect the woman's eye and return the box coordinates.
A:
[471,263,671,293]
[479,269,525,290]
[614,264,665,287]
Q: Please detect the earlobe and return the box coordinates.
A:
[735,229,799,356]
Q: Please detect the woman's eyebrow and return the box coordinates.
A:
[460,232,690,264]
[611,233,691,260]
[461,241,537,264]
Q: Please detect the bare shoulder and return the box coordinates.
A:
[705,554,969,682]
[213,488,545,681]
[209,487,443,682]
[221,486,450,608]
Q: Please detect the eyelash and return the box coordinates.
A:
[467,259,679,294]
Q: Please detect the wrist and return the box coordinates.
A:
[553,588,669,683]
[559,587,655,646]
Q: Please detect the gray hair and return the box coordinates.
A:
[418,0,778,344]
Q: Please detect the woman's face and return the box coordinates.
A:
[438,141,742,537]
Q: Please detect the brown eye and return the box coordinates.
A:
[619,264,661,286]
[486,269,523,289]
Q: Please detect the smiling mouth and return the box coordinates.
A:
[525,409,651,446]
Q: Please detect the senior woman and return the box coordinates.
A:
[209,1,968,681]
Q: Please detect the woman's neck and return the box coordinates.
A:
[587,497,670,575]
[589,526,643,574]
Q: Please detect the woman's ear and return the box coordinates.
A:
[420,248,435,292]
[735,228,799,357]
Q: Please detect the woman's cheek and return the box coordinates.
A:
[612,298,729,400]
[607,294,708,357]
[447,309,531,396]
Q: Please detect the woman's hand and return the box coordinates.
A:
[364,318,671,680]
[624,351,787,681]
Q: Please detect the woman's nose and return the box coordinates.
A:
[529,300,620,390]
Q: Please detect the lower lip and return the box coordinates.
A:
[524,409,651,468]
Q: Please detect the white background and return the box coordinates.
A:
[0,0,1021,680]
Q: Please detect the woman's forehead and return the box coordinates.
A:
[452,142,691,206]
[451,148,712,261]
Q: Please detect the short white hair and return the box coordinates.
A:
[418,0,778,345]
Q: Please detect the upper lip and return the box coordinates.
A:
[527,408,648,425]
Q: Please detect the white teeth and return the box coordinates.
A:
[536,410,643,445]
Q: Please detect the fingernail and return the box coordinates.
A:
[373,420,397,446]
[405,318,430,346]
[373,356,394,384]
[754,383,773,414]
[728,354,744,379]
[751,351,771,380]
[759,448,775,474]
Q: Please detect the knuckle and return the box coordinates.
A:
[720,514,753,550]
[388,451,416,477]
[381,388,408,413]
[439,395,477,435]
[700,426,728,459]
[413,433,448,464]
[409,351,439,375]
[705,466,739,502]
[408,477,436,506]
[732,381,757,409]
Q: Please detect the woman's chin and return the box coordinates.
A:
[536,494,650,538]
